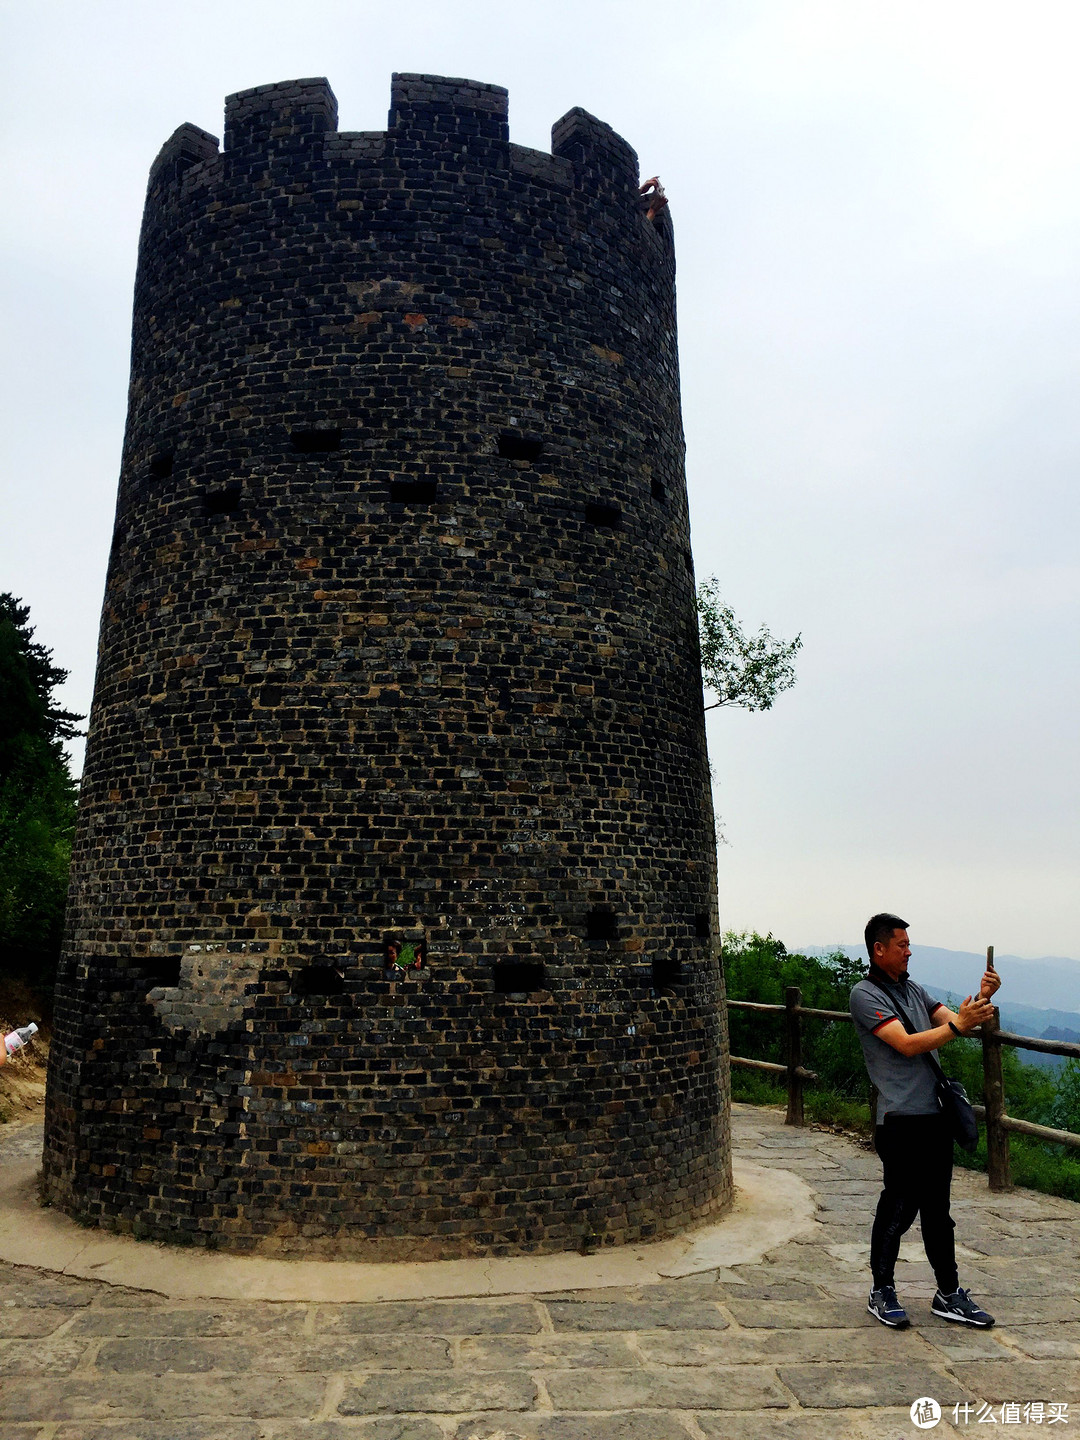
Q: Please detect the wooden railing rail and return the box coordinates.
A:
[725,951,1080,1190]
[991,1030,1080,1059]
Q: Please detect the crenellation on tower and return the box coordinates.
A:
[147,122,219,187]
[223,77,339,152]
[551,107,640,196]
[44,72,731,1262]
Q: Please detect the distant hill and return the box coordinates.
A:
[797,942,1080,1072]
[801,943,1080,1013]
[919,989,1080,1072]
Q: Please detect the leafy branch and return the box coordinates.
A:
[696,577,802,712]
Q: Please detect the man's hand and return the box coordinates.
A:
[979,968,1001,1001]
[956,993,995,1034]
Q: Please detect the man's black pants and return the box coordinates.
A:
[871,1112,959,1294]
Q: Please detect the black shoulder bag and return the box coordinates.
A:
[869,983,980,1153]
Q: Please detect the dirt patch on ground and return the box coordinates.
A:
[0,975,49,1126]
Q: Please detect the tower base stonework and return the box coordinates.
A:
[43,74,732,1260]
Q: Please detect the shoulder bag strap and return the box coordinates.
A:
[865,981,949,1084]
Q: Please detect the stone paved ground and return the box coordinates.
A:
[1,1103,1078,1439]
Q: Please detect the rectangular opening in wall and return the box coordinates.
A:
[291,428,342,453]
[203,483,242,517]
[652,957,684,989]
[492,961,546,993]
[384,935,425,973]
[149,452,174,480]
[145,956,181,988]
[584,502,622,528]
[650,477,666,501]
[695,912,711,939]
[389,479,438,504]
[497,432,544,463]
[586,909,618,942]
[293,964,348,997]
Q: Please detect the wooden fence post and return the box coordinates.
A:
[982,1005,1011,1191]
[785,985,804,1127]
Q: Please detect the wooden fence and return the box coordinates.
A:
[727,963,1080,1191]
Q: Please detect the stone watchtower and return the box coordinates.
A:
[43,74,731,1258]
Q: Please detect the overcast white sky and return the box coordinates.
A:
[1,1,1077,958]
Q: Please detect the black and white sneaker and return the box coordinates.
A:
[867,1285,910,1328]
[931,1288,995,1328]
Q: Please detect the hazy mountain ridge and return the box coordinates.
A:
[797,942,1080,1070]
[800,943,1080,1012]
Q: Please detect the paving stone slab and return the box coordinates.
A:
[950,1358,1080,1403]
[918,1328,1017,1361]
[53,1426,263,1440]
[984,1199,1079,1220]
[0,1308,76,1337]
[1003,1321,1080,1359]
[714,1280,823,1300]
[91,1287,168,1308]
[976,1296,1080,1325]
[0,1336,90,1375]
[68,1303,308,1336]
[779,1360,973,1408]
[967,1235,1080,1258]
[960,1266,1080,1296]
[638,1325,940,1366]
[0,1375,325,1421]
[809,1179,879,1193]
[695,1414,897,1440]
[264,1423,446,1440]
[0,1272,97,1308]
[725,1299,872,1328]
[632,1278,722,1297]
[96,1333,453,1373]
[459,1334,637,1368]
[448,1416,695,1440]
[545,1301,727,1331]
[339,1373,538,1415]
[543,1365,788,1410]
[317,1302,541,1335]
[812,1196,872,1213]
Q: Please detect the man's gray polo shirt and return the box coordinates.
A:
[850,969,944,1126]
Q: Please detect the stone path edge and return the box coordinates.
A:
[0,1147,814,1302]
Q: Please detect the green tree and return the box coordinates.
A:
[0,594,82,985]
[723,932,868,1101]
[1051,1059,1080,1134]
[696,578,802,712]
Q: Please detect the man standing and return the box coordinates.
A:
[850,913,1001,1329]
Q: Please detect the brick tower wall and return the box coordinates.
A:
[43,74,732,1259]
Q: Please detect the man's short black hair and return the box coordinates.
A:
[865,912,909,959]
